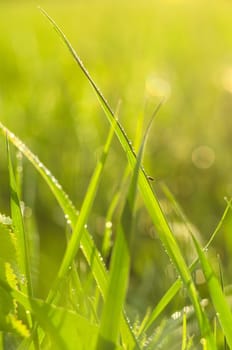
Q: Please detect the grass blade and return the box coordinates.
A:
[191,234,232,348]
[142,280,182,333]
[7,139,32,297]
[39,8,140,174]
[0,278,100,350]
[0,123,107,294]
[97,137,142,348]
[0,123,139,348]
[97,106,163,349]
[141,199,232,334]
[47,114,116,304]
[97,223,131,350]
[181,310,187,350]
[6,139,40,346]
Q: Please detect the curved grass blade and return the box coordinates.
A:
[0,123,107,292]
[41,12,216,345]
[0,278,100,350]
[2,123,78,224]
[141,199,232,334]
[7,139,32,297]
[47,113,117,304]
[101,100,150,260]
[97,123,149,349]
[39,8,142,177]
[0,124,139,348]
[97,108,157,349]
[191,233,232,349]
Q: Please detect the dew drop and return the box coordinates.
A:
[105,221,112,229]
[9,132,15,140]
[65,214,71,226]
[19,274,27,285]
[45,169,51,177]
[200,338,206,345]
[171,311,181,320]
[0,214,12,225]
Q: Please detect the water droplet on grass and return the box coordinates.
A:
[65,214,71,226]
[0,214,12,225]
[105,221,112,229]
[171,311,181,320]
[45,168,51,177]
[19,274,27,285]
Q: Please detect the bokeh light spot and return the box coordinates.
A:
[191,145,215,169]
[145,74,171,100]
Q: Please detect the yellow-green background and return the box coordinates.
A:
[1,0,232,314]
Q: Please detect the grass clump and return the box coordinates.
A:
[0,8,232,350]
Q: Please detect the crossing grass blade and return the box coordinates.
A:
[0,123,109,295]
[0,124,139,347]
[97,103,159,350]
[191,233,232,349]
[0,278,100,350]
[141,199,232,334]
[41,10,217,345]
[46,114,116,304]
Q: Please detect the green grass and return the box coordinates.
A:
[1,1,232,349]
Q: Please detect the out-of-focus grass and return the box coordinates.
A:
[1,0,232,314]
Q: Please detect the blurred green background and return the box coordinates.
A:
[1,0,232,318]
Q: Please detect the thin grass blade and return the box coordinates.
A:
[0,123,109,294]
[0,122,139,347]
[141,199,232,334]
[142,280,182,334]
[97,107,161,349]
[46,115,116,304]
[191,233,232,348]
[6,139,32,297]
[181,311,187,350]
[0,278,100,350]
